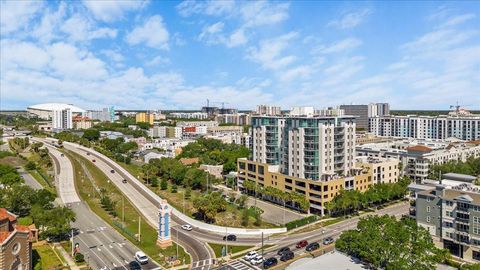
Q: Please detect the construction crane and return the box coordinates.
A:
[450,102,472,113]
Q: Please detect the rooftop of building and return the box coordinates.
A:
[358,137,479,153]
[286,251,368,270]
[27,103,85,113]
[442,173,477,182]
[406,145,433,152]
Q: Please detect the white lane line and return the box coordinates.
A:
[77,236,109,268]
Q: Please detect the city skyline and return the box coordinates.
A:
[1,1,479,111]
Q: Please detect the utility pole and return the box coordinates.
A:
[183,191,185,214]
[176,229,179,260]
[206,174,209,194]
[283,200,286,225]
[138,216,141,242]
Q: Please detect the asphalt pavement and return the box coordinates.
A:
[17,167,43,190]
[60,142,215,269]
[44,141,161,270]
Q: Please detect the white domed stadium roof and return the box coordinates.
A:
[28,103,86,113]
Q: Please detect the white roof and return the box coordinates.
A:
[28,103,85,113]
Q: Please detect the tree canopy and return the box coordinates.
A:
[429,157,480,179]
[177,138,250,174]
[336,215,446,270]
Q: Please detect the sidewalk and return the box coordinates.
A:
[53,242,80,270]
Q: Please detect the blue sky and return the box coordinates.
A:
[1,0,479,110]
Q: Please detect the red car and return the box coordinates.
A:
[92,159,96,162]
[296,240,308,248]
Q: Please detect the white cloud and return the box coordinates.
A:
[402,29,478,53]
[101,50,124,63]
[240,1,289,27]
[126,15,169,49]
[146,56,171,66]
[246,32,298,70]
[179,0,289,47]
[61,13,117,42]
[31,2,67,44]
[280,65,313,82]
[314,37,362,54]
[328,8,371,29]
[82,0,146,22]
[322,56,365,86]
[1,40,50,70]
[439,13,476,28]
[0,0,43,34]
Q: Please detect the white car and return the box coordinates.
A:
[135,251,149,264]
[250,255,264,265]
[181,224,192,231]
[243,251,258,260]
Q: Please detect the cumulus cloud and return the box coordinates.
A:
[0,0,43,34]
[246,32,298,70]
[82,0,146,22]
[126,15,169,49]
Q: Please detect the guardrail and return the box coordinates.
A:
[62,141,287,236]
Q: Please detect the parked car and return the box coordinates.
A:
[134,251,149,264]
[86,152,90,155]
[296,240,308,248]
[110,169,115,173]
[122,179,128,183]
[60,153,64,157]
[223,234,237,241]
[263,257,278,269]
[100,266,108,270]
[305,242,320,252]
[129,261,141,270]
[280,251,294,262]
[181,224,192,231]
[92,159,96,162]
[250,255,264,265]
[277,246,290,255]
[243,251,258,260]
[323,237,334,245]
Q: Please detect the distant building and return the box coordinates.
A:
[256,105,282,116]
[369,110,480,141]
[52,108,72,130]
[316,107,344,117]
[0,208,32,270]
[356,156,399,184]
[199,164,224,178]
[170,112,208,120]
[215,113,251,126]
[72,116,93,130]
[289,107,315,117]
[205,126,243,144]
[176,121,218,128]
[86,108,111,122]
[135,112,154,125]
[340,103,390,129]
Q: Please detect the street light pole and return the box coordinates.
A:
[225,227,228,257]
[176,228,179,260]
[122,196,125,227]
[138,216,141,242]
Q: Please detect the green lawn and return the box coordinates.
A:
[66,150,190,267]
[33,244,67,270]
[28,169,56,194]
[120,160,277,229]
[208,243,254,258]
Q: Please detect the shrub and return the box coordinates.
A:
[25,161,36,170]
[171,184,178,193]
[74,253,85,263]
[286,215,319,230]
[160,178,168,190]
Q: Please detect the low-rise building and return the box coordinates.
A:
[357,138,480,181]
[135,112,154,125]
[199,164,223,179]
[0,208,32,270]
[170,112,208,119]
[176,121,218,128]
[237,158,373,215]
[72,116,93,130]
[142,138,194,157]
[355,156,400,184]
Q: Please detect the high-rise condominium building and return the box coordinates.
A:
[252,115,356,181]
[340,103,390,129]
[369,112,480,141]
[52,109,72,130]
[256,105,282,116]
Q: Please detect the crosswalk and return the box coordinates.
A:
[228,260,257,270]
[191,258,214,269]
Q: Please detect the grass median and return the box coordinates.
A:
[33,244,68,270]
[208,243,254,258]
[65,150,191,267]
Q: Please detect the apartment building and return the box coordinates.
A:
[357,139,480,181]
[52,108,72,130]
[252,115,356,181]
[356,156,399,184]
[135,112,154,125]
[176,121,218,128]
[237,158,372,215]
[72,116,93,129]
[0,208,32,270]
[369,111,480,141]
[256,105,282,116]
[215,113,251,126]
[415,184,480,262]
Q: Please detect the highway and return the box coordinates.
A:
[46,143,161,270]
[17,167,43,190]
[59,141,215,269]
